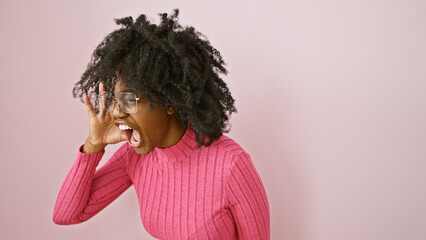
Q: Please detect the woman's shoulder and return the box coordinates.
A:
[209,133,249,157]
[207,134,258,177]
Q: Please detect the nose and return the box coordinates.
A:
[112,102,128,119]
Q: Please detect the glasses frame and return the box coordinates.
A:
[99,91,141,114]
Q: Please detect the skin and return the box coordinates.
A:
[82,79,186,155]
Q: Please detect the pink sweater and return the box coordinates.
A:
[52,127,270,239]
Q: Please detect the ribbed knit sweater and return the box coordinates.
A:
[52,127,270,239]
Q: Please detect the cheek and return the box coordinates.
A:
[150,110,170,131]
[134,108,169,136]
[144,107,168,124]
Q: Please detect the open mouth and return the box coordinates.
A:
[117,124,142,147]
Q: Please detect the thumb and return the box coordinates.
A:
[119,131,128,142]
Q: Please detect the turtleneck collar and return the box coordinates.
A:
[152,125,199,163]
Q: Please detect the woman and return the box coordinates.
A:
[52,9,270,239]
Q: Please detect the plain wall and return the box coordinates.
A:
[0,0,425,239]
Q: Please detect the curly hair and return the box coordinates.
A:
[72,9,237,148]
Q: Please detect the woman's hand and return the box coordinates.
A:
[82,82,127,153]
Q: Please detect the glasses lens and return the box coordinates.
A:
[119,92,138,114]
[99,91,114,112]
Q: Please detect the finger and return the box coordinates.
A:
[83,94,97,118]
[98,82,106,115]
[99,81,106,92]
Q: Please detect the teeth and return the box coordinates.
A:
[118,124,132,130]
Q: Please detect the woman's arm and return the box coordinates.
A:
[226,151,270,239]
[52,143,132,225]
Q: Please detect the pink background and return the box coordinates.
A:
[1,0,425,239]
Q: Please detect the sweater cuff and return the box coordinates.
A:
[77,144,105,162]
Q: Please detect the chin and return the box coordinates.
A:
[129,140,151,155]
[133,146,151,155]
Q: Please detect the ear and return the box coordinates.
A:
[166,105,175,115]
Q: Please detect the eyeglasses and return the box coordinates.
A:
[99,91,140,114]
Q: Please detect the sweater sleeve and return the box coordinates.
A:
[225,151,270,239]
[52,143,133,225]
